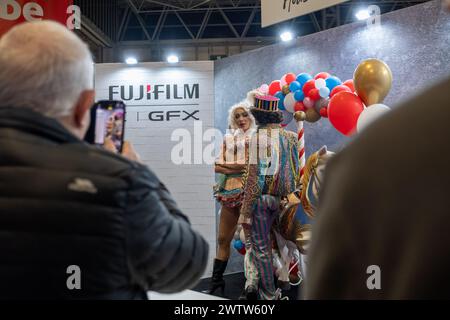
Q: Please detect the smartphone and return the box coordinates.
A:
[85,100,126,153]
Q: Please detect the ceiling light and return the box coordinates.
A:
[356,9,370,20]
[167,55,179,64]
[125,57,138,65]
[280,31,294,42]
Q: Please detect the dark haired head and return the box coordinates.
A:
[250,109,283,126]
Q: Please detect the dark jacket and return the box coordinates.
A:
[306,77,450,299]
[0,107,208,299]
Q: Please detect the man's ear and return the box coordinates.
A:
[74,90,95,128]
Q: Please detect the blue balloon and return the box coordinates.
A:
[296,73,313,86]
[278,96,286,110]
[233,240,244,250]
[274,91,284,98]
[274,91,286,110]
[289,81,301,92]
[325,76,342,91]
[294,90,304,102]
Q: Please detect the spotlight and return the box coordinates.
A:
[167,55,179,64]
[280,31,293,42]
[356,9,370,20]
[125,57,138,65]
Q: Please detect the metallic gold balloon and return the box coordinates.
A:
[294,111,306,122]
[305,108,321,123]
[353,59,393,107]
[282,84,290,95]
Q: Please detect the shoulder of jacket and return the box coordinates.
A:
[74,143,161,189]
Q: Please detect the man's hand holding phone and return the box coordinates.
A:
[104,137,142,163]
[86,100,141,163]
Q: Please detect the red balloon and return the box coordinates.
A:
[343,79,355,92]
[330,84,352,98]
[328,91,364,136]
[284,73,297,85]
[302,79,316,97]
[294,101,306,112]
[238,247,246,255]
[308,88,320,101]
[269,80,281,96]
[320,107,328,118]
[314,72,330,80]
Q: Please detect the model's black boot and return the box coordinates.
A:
[205,259,228,295]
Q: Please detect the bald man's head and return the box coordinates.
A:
[0,21,95,139]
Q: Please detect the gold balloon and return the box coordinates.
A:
[353,59,393,107]
[305,108,321,123]
[294,111,306,122]
[282,84,290,95]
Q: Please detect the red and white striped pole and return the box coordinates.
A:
[294,111,306,179]
[294,111,308,280]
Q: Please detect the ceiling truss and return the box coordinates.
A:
[74,0,431,60]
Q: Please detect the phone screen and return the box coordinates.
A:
[86,101,126,153]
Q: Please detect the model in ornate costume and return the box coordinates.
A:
[206,101,256,295]
[239,91,299,300]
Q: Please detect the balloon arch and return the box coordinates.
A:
[259,58,393,136]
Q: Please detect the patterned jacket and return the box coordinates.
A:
[239,124,299,225]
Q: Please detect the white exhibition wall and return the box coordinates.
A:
[95,61,216,277]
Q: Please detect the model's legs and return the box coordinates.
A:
[207,205,240,295]
[216,205,240,261]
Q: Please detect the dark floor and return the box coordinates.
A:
[192,272,302,300]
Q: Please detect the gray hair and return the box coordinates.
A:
[227,100,256,131]
[0,21,94,118]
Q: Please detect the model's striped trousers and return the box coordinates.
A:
[244,194,280,300]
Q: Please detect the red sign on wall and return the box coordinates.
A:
[0,0,73,37]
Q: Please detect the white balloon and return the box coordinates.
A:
[315,78,326,89]
[357,104,391,132]
[283,92,297,113]
[319,87,330,98]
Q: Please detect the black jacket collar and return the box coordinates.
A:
[0,107,81,144]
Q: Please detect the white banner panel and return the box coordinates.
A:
[262,0,349,27]
[95,61,215,277]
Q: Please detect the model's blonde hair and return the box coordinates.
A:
[227,100,256,131]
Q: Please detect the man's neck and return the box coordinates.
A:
[57,116,83,140]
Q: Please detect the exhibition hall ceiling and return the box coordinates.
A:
[74,0,431,60]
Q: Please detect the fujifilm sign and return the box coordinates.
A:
[109,84,200,101]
